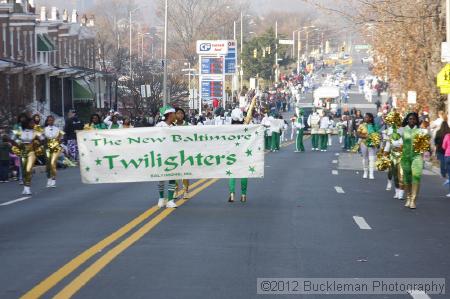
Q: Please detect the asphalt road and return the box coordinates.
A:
[0,137,449,299]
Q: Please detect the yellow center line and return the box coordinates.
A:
[53,179,219,299]
[20,179,208,299]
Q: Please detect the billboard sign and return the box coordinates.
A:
[196,40,229,55]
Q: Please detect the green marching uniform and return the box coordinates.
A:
[392,126,428,209]
[270,117,281,152]
[294,111,305,152]
[261,114,271,151]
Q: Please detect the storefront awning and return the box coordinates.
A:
[73,79,94,101]
[37,34,55,52]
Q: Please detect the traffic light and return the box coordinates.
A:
[253,48,258,58]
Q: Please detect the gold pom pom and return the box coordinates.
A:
[11,146,21,156]
[351,143,360,153]
[376,154,391,171]
[413,133,430,154]
[368,132,381,148]
[357,125,368,138]
[47,139,61,153]
[385,111,402,127]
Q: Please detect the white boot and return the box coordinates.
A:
[22,186,32,195]
[46,179,53,188]
[157,198,167,208]
[369,159,375,180]
[386,180,392,191]
[51,179,56,188]
[393,188,399,199]
[398,189,405,200]
[363,169,368,179]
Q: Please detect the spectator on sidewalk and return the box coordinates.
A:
[435,120,450,184]
[0,135,11,182]
[441,130,450,197]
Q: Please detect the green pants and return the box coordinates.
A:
[271,132,280,151]
[319,134,328,150]
[296,129,305,152]
[264,133,271,150]
[158,180,176,201]
[229,178,248,195]
[311,134,319,149]
[401,156,423,185]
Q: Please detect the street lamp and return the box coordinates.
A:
[293,26,315,74]
[137,32,152,64]
[163,0,168,105]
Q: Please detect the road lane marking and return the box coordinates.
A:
[332,170,339,175]
[0,197,31,206]
[334,186,345,194]
[20,179,208,299]
[408,291,431,299]
[335,153,340,156]
[53,179,219,299]
[332,160,338,164]
[353,216,372,230]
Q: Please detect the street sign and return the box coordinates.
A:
[196,40,229,55]
[279,39,294,45]
[442,42,450,63]
[407,91,417,105]
[140,85,151,98]
[354,44,371,50]
[440,86,450,94]
[437,64,450,87]
[225,40,237,75]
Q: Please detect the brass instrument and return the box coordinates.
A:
[244,95,258,125]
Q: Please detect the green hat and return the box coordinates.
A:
[159,105,175,116]
[298,108,304,116]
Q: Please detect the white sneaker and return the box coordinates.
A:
[165,200,178,208]
[51,179,56,188]
[22,186,32,195]
[157,198,167,208]
[386,181,392,191]
[446,193,450,198]
[46,179,52,188]
[398,190,405,200]
[369,171,375,180]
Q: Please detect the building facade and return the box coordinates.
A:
[0,0,111,125]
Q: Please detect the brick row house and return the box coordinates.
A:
[0,0,113,125]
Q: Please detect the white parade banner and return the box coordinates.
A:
[77,125,265,184]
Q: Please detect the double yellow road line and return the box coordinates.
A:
[21,140,298,298]
[21,178,218,299]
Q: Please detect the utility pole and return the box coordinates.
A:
[163,0,168,106]
[240,11,244,92]
[129,11,132,82]
[275,21,278,82]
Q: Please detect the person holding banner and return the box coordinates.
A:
[156,106,178,209]
[84,114,107,130]
[228,107,248,203]
[174,107,190,200]
[44,116,64,188]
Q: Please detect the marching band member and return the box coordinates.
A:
[357,113,379,180]
[319,111,330,152]
[308,110,321,151]
[393,113,429,209]
[269,113,280,152]
[174,107,190,200]
[261,112,271,151]
[156,106,178,209]
[12,117,43,195]
[290,115,297,141]
[383,111,404,200]
[327,113,335,147]
[44,116,64,188]
[294,109,306,152]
